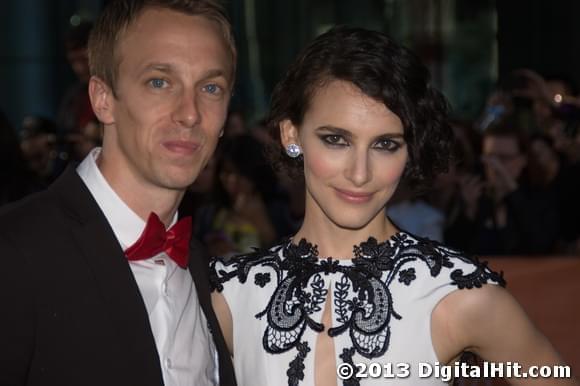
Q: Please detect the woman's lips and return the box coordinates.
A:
[162,140,200,155]
[334,188,374,203]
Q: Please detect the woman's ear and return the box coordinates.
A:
[88,76,115,126]
[279,119,300,148]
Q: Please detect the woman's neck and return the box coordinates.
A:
[293,205,399,260]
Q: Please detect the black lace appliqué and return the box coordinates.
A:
[339,347,360,386]
[451,258,506,288]
[287,341,310,386]
[209,232,505,385]
[398,268,416,285]
[254,272,271,287]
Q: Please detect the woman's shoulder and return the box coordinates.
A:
[391,231,506,289]
[209,241,287,292]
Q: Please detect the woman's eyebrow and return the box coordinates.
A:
[314,125,353,139]
[315,125,405,141]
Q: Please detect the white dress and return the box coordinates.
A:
[210,231,504,385]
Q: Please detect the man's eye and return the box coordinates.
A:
[149,79,167,89]
[203,83,222,95]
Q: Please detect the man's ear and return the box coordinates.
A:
[88,76,115,126]
[279,119,300,149]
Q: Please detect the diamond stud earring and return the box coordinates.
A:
[285,143,302,158]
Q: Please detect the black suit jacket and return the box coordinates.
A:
[0,167,236,386]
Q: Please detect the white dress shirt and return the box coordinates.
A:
[77,148,218,386]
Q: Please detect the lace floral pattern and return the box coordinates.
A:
[210,232,505,385]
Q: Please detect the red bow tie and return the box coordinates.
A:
[124,213,192,269]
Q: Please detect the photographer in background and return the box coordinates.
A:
[446,118,560,255]
[460,69,580,255]
[510,69,580,253]
[511,69,580,164]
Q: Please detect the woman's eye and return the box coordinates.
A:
[374,139,401,152]
[321,134,347,146]
[149,78,167,89]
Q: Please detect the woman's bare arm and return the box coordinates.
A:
[211,291,234,355]
[433,285,578,385]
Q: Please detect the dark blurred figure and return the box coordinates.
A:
[179,153,220,234]
[0,110,42,206]
[249,117,306,233]
[528,134,580,253]
[446,118,559,255]
[478,73,539,141]
[19,115,60,185]
[387,180,445,241]
[68,119,103,161]
[192,134,296,257]
[429,120,483,240]
[57,22,97,142]
[532,75,578,133]
[508,69,580,164]
[248,117,274,146]
[222,109,246,138]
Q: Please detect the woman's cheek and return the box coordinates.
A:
[304,152,343,179]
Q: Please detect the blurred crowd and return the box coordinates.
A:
[1,23,579,257]
[388,69,580,256]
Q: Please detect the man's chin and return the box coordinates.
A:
[158,174,198,192]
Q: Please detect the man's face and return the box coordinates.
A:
[482,135,526,183]
[96,7,233,193]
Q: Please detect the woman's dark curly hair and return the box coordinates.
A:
[266,25,453,189]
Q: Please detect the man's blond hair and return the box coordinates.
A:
[88,0,236,94]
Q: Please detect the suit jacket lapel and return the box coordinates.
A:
[50,166,164,386]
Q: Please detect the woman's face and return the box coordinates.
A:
[281,80,408,231]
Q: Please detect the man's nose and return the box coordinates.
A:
[172,90,200,128]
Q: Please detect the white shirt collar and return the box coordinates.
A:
[76,147,177,250]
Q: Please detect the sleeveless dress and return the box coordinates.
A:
[210,231,505,385]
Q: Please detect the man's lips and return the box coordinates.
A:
[334,188,374,203]
[162,140,200,155]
